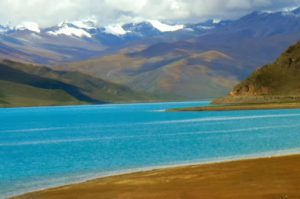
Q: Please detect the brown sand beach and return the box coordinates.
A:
[13,154,300,199]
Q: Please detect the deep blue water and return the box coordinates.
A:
[1,101,300,198]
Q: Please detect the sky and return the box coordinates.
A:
[0,0,300,27]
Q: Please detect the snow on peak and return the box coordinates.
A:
[70,18,97,30]
[104,20,184,35]
[48,24,92,38]
[147,20,184,32]
[0,25,10,33]
[104,24,129,36]
[260,6,300,16]
[212,19,222,24]
[16,22,40,33]
[284,6,300,12]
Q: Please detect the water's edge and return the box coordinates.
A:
[10,148,300,199]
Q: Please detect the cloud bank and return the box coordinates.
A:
[0,0,300,26]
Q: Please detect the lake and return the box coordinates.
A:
[1,101,300,198]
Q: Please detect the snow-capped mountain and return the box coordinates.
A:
[0,18,215,41]
[47,23,92,38]
[122,22,159,36]
[292,7,300,15]
[0,19,197,63]
[2,6,300,38]
[1,6,300,64]
[15,22,41,33]
[0,25,10,33]
[121,20,185,37]
[104,24,129,36]
[45,19,97,38]
[186,19,231,32]
[3,19,187,38]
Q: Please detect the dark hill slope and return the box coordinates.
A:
[0,60,155,107]
[0,80,83,107]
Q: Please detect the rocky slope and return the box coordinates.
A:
[232,41,300,96]
[215,41,300,104]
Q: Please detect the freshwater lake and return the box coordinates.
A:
[1,101,300,198]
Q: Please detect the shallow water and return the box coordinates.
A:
[1,101,300,198]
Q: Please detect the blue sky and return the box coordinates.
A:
[0,0,300,26]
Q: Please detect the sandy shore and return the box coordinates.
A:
[13,154,300,199]
[170,102,300,112]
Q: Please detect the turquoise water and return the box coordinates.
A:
[1,101,300,198]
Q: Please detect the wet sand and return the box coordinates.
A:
[13,154,300,199]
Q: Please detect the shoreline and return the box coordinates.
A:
[11,148,300,199]
[0,100,208,111]
[170,102,300,112]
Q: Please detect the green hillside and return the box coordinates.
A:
[0,80,83,107]
[214,41,300,104]
[0,60,157,107]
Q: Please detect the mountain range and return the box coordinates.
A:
[2,7,300,104]
[0,19,219,64]
[55,7,300,99]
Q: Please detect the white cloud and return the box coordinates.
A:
[0,0,299,27]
